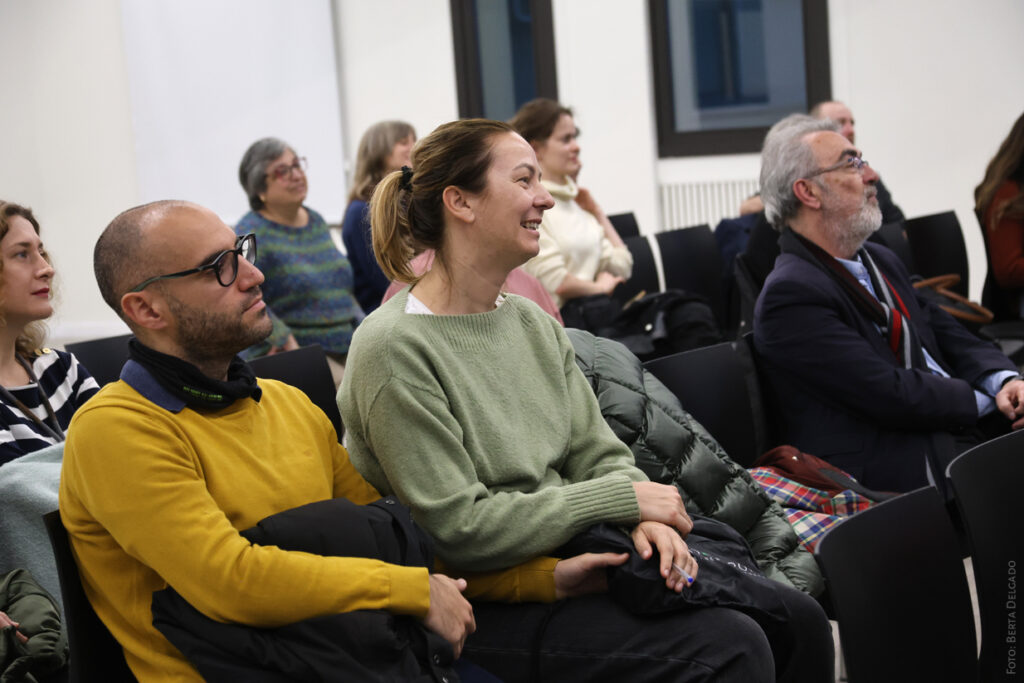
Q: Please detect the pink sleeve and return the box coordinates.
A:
[381,251,436,305]
[504,268,564,325]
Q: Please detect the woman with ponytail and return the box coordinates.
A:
[338,119,832,682]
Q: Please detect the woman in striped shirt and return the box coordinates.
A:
[0,202,99,465]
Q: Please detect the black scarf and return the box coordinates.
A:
[786,228,924,370]
[128,339,261,410]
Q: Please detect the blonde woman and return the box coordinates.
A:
[342,121,416,313]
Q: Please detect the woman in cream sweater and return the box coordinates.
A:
[510,98,633,308]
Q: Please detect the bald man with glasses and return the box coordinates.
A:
[752,115,1024,493]
[58,200,481,680]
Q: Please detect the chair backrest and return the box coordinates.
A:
[814,487,978,683]
[248,344,344,439]
[902,211,969,296]
[655,225,728,330]
[607,211,641,239]
[43,510,136,683]
[614,235,660,304]
[733,252,760,338]
[868,220,915,274]
[65,334,133,386]
[948,429,1024,682]
[642,340,763,466]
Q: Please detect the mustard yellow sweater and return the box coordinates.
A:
[60,377,430,681]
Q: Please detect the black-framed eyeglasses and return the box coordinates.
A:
[128,234,257,293]
[267,157,308,181]
[804,154,869,179]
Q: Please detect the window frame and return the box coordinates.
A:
[648,0,832,157]
[450,0,559,119]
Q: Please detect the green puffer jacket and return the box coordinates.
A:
[568,329,825,597]
[0,569,67,683]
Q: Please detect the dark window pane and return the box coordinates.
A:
[650,0,829,156]
[451,0,557,120]
[475,0,537,120]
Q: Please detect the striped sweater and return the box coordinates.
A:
[0,349,99,465]
[235,208,361,357]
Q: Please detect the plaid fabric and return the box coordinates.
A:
[782,511,841,552]
[749,467,875,551]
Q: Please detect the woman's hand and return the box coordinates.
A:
[595,271,625,295]
[574,187,600,216]
[554,552,629,599]
[0,611,28,644]
[631,521,698,592]
[632,481,693,536]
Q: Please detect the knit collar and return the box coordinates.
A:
[541,176,578,201]
[392,287,526,352]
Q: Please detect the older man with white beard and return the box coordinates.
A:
[753,114,1024,492]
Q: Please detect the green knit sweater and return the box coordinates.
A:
[339,288,644,571]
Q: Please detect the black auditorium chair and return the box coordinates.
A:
[613,235,660,305]
[868,220,915,274]
[643,340,767,467]
[814,487,978,683]
[655,224,727,331]
[733,252,760,338]
[948,429,1024,683]
[43,511,136,683]
[65,333,133,386]
[607,211,641,239]
[901,210,970,297]
[249,344,344,439]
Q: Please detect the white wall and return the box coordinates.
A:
[3,0,1024,342]
[120,0,346,226]
[334,0,459,180]
[551,0,662,235]
[828,0,1024,301]
[0,0,137,343]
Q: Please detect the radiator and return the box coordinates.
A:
[659,179,760,231]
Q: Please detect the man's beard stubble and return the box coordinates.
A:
[164,288,274,365]
[822,192,883,258]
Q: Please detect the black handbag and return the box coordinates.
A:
[556,516,789,626]
[560,291,722,361]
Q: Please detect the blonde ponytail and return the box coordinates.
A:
[370,170,417,284]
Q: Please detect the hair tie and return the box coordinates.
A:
[399,166,414,192]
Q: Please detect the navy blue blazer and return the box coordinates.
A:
[753,228,1015,492]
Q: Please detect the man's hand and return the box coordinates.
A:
[0,611,28,645]
[632,481,693,536]
[554,552,629,599]
[995,378,1024,429]
[631,521,698,592]
[739,195,764,216]
[423,574,475,658]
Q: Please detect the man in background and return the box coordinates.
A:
[809,100,905,223]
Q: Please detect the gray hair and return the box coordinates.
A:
[238,137,290,211]
[759,114,839,230]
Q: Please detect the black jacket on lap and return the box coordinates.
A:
[151,497,456,683]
